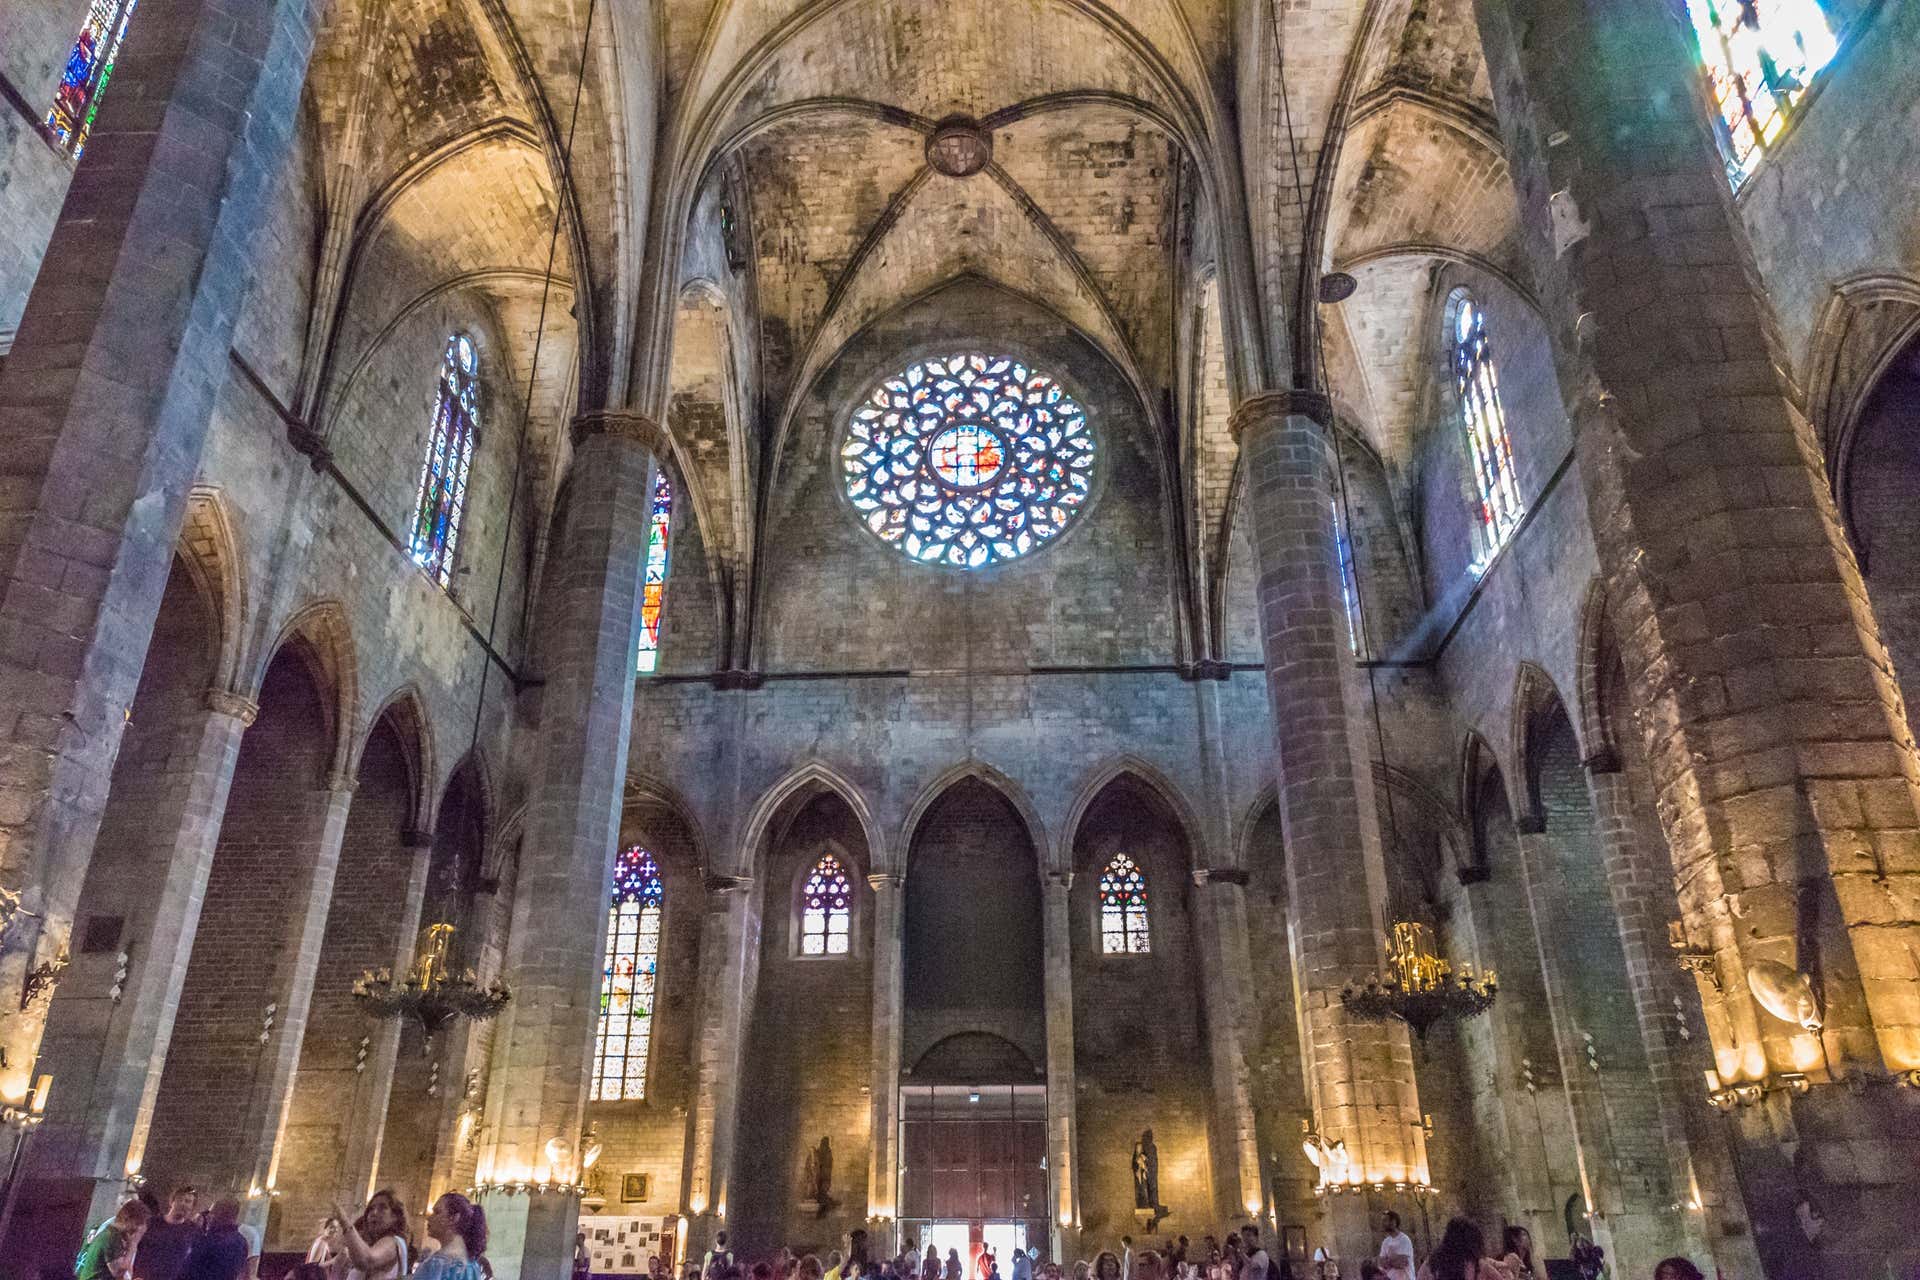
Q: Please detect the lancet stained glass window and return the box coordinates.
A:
[410,334,480,588]
[44,0,137,158]
[1099,853,1150,954]
[593,846,664,1101]
[636,470,673,674]
[843,353,1096,568]
[1452,295,1522,561]
[1334,499,1360,655]
[1683,0,1837,187]
[800,854,853,956]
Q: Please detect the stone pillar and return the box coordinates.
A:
[21,690,253,1232]
[1465,0,1920,1269]
[1583,766,1759,1279]
[1041,872,1078,1253]
[1228,390,1425,1261]
[335,835,436,1206]
[1191,869,1265,1222]
[0,0,322,1084]
[682,873,757,1255]
[867,872,905,1229]
[477,413,660,1280]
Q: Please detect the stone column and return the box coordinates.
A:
[1228,390,1424,1261]
[1583,766,1758,1279]
[477,413,660,1280]
[335,835,436,1206]
[1465,0,1920,1269]
[682,874,757,1254]
[23,690,254,1230]
[867,872,905,1229]
[0,0,323,1084]
[1191,868,1264,1222]
[1041,872,1078,1254]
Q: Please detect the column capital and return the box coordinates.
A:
[703,872,752,894]
[325,769,359,795]
[402,828,436,851]
[1228,388,1333,441]
[570,410,669,455]
[1046,869,1074,891]
[866,871,904,891]
[1192,866,1250,887]
[203,688,260,725]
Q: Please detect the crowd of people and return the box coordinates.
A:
[65,1188,1712,1280]
[67,1186,490,1280]
[656,1218,1710,1280]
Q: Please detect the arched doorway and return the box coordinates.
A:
[902,777,1046,1268]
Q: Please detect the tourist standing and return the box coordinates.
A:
[78,1200,152,1280]
[1496,1228,1542,1280]
[178,1202,249,1280]
[135,1186,202,1280]
[1416,1219,1493,1280]
[413,1193,488,1280]
[1377,1212,1415,1280]
[328,1191,410,1280]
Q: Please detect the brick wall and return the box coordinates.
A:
[143,647,334,1192]
[276,715,418,1246]
[1068,780,1214,1246]
[733,794,875,1254]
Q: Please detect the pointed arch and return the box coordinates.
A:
[178,486,248,695]
[359,685,437,838]
[1058,753,1203,872]
[1509,661,1577,833]
[901,760,1050,875]
[624,774,712,873]
[1371,761,1468,906]
[1459,731,1514,880]
[485,798,528,886]
[257,600,361,782]
[1575,579,1621,773]
[735,761,884,878]
[1235,782,1279,872]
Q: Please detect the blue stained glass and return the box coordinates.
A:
[410,334,480,589]
[44,0,138,158]
[594,847,664,1101]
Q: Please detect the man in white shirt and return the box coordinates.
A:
[1120,1237,1133,1280]
[1378,1211,1416,1280]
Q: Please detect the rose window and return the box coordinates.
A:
[842,354,1096,568]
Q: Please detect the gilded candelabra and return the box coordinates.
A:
[1341,921,1497,1039]
[352,923,510,1048]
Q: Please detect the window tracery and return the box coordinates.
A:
[592,846,663,1102]
[1683,0,1837,187]
[410,334,480,588]
[636,470,673,674]
[1451,295,1522,564]
[842,353,1096,569]
[1098,853,1150,954]
[44,0,137,158]
[799,853,854,956]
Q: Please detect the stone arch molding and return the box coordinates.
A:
[178,486,249,697]
[252,599,363,785]
[735,761,884,880]
[358,684,438,839]
[1057,753,1207,873]
[1574,577,1621,772]
[624,774,713,873]
[1803,272,1920,510]
[899,760,1051,878]
[1507,659,1576,833]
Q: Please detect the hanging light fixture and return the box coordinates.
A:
[1341,921,1498,1040]
[352,922,510,1050]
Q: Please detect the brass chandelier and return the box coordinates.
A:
[353,922,511,1047]
[1341,921,1497,1040]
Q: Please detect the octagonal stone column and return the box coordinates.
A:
[477,411,660,1280]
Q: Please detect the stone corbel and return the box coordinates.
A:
[703,873,751,895]
[1227,387,1334,442]
[204,687,261,725]
[570,410,669,456]
[1192,866,1250,887]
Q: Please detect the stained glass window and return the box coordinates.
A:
[410,334,480,588]
[1334,499,1360,655]
[799,854,853,956]
[1683,0,1837,187]
[593,846,664,1102]
[636,470,673,674]
[1098,853,1150,954]
[1452,295,1522,562]
[43,0,137,158]
[843,353,1096,569]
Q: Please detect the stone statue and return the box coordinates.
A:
[801,1136,835,1216]
[1132,1129,1160,1211]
